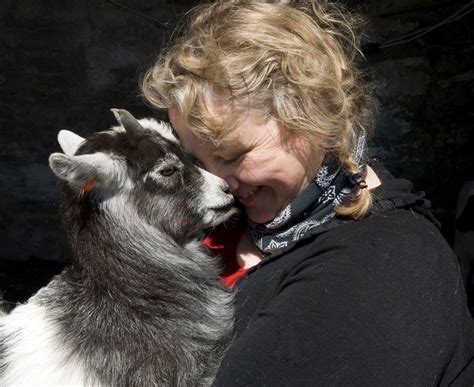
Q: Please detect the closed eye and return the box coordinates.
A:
[222,153,245,166]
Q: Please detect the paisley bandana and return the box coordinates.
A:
[249,135,367,255]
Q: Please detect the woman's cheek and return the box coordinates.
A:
[232,163,251,181]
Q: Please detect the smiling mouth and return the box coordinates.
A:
[238,187,260,204]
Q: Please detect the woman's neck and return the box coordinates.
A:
[237,227,263,269]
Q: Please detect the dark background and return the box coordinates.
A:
[0,0,473,305]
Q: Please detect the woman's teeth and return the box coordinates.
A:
[241,188,258,199]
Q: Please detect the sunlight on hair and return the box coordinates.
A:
[141,0,377,219]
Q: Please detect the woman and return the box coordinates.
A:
[142,0,474,385]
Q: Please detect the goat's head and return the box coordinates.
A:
[49,109,236,243]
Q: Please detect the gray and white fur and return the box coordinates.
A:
[0,109,236,386]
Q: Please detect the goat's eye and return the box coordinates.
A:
[160,166,176,177]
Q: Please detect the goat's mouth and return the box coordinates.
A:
[209,202,235,213]
[202,200,238,228]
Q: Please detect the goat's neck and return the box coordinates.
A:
[67,196,204,279]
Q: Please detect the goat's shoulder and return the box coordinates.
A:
[0,295,102,385]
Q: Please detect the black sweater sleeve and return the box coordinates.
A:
[213,211,474,386]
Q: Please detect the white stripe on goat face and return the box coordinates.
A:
[137,118,179,145]
[110,118,179,145]
[198,168,234,226]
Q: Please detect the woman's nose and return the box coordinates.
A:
[225,176,239,193]
[205,162,239,194]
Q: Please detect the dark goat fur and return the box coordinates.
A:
[0,111,234,385]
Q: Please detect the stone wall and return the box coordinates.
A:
[361,0,474,242]
[0,0,472,263]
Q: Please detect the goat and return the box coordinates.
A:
[0,109,236,386]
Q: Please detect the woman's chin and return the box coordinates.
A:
[245,207,278,224]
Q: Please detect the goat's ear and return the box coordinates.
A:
[49,152,126,191]
[57,130,85,156]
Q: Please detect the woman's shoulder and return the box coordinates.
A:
[284,208,458,284]
[326,206,446,253]
[245,207,462,313]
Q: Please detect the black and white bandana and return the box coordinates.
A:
[249,135,367,255]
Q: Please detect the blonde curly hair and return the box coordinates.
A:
[141,0,376,219]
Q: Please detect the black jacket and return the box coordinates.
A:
[214,169,474,386]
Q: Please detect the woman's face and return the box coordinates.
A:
[168,108,324,224]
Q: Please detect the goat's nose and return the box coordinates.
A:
[222,182,230,194]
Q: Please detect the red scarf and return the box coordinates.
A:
[202,221,248,287]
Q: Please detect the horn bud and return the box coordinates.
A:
[111,108,144,135]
